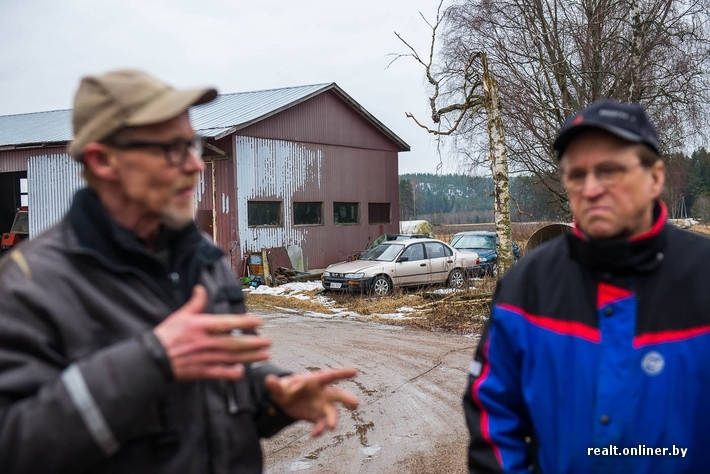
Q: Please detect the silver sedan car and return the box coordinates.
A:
[321,238,480,296]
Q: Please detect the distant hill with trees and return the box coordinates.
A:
[399,173,567,224]
[402,147,710,225]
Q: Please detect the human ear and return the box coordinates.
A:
[649,160,665,198]
[81,143,119,181]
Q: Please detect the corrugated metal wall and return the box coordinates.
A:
[0,148,35,172]
[212,156,239,271]
[234,136,399,271]
[235,136,322,263]
[28,153,84,236]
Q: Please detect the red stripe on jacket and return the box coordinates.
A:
[597,282,633,309]
[471,337,504,468]
[496,303,600,343]
[634,324,710,348]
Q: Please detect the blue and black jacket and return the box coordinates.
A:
[464,202,710,473]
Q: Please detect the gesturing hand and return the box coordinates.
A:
[154,285,272,381]
[265,367,359,437]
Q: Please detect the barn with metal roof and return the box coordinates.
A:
[0,82,409,273]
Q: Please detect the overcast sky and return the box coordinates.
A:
[0,0,462,175]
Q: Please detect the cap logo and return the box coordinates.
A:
[572,115,584,125]
[599,108,637,123]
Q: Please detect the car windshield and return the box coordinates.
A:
[359,243,404,262]
[452,234,496,250]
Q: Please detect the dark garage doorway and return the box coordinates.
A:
[0,171,27,234]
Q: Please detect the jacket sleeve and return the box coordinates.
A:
[247,362,296,437]
[205,262,296,438]
[0,253,173,473]
[463,284,533,473]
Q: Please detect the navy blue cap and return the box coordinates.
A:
[553,99,660,159]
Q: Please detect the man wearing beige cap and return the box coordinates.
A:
[0,69,358,473]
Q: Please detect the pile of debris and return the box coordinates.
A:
[242,246,321,287]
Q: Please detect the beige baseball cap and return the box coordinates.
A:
[68,69,217,159]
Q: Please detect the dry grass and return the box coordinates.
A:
[406,277,497,333]
[245,293,334,314]
[245,276,499,334]
[690,225,710,236]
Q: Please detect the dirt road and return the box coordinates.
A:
[257,311,480,473]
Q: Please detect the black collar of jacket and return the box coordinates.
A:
[67,187,224,281]
[566,201,667,275]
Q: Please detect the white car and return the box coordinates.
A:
[321,238,480,296]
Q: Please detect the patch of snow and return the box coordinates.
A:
[377,312,418,320]
[289,460,313,471]
[429,287,468,295]
[361,444,381,457]
[245,281,323,296]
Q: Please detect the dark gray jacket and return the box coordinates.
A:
[0,189,292,473]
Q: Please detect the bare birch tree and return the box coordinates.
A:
[391,1,516,275]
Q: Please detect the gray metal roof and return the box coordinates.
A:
[0,109,73,147]
[0,83,409,151]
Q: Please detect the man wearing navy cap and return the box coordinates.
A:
[463,99,710,473]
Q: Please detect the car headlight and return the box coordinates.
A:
[323,271,331,277]
[479,257,488,263]
[344,272,364,279]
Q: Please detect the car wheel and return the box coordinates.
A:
[448,268,466,289]
[371,275,392,296]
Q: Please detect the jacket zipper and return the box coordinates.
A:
[226,383,238,414]
[168,272,182,305]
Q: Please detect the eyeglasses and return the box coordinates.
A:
[561,161,643,192]
[104,136,203,167]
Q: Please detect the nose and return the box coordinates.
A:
[580,170,606,197]
[182,147,204,173]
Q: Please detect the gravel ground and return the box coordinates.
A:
[257,311,480,473]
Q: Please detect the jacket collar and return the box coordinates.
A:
[67,187,223,274]
[566,201,667,274]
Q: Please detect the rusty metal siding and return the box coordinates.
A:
[238,90,401,152]
[27,153,85,236]
[235,137,323,264]
[0,151,28,172]
[234,136,398,270]
[195,162,213,213]
[212,156,240,271]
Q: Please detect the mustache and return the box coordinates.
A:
[176,177,199,190]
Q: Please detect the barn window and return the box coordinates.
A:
[248,201,282,227]
[20,178,28,207]
[333,202,359,224]
[368,203,390,224]
[293,202,323,226]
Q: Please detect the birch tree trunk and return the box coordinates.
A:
[481,53,514,276]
